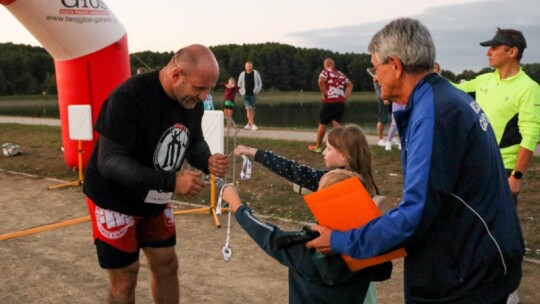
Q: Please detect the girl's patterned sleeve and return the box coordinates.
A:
[254,150,325,191]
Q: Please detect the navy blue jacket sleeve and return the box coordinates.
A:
[234,205,354,285]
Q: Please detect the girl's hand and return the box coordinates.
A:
[234,145,257,157]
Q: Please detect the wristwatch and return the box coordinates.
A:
[511,170,524,179]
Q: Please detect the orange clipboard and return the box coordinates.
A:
[304,177,406,271]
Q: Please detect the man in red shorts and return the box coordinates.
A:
[83,44,228,303]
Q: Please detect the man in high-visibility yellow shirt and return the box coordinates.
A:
[457,28,540,202]
[456,27,540,304]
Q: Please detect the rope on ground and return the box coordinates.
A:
[0,216,90,241]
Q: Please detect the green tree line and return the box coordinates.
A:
[1,42,539,96]
[0,43,56,95]
[131,43,376,92]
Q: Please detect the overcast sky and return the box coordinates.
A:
[291,0,540,73]
[1,0,539,73]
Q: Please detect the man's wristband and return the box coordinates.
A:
[511,170,524,179]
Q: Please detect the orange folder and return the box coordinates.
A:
[304,177,406,271]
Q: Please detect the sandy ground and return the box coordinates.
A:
[0,170,402,303]
[0,170,538,303]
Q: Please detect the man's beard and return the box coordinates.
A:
[179,97,199,109]
[172,84,199,109]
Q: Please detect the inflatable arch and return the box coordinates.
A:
[1,0,131,168]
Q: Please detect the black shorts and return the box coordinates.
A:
[377,99,391,124]
[319,102,345,124]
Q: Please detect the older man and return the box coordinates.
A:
[307,18,524,303]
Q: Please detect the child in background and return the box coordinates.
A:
[203,93,215,110]
[233,124,388,304]
[221,77,240,126]
[222,168,391,304]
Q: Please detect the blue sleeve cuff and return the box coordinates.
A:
[330,230,350,254]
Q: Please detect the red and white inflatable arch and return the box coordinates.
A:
[1,0,130,168]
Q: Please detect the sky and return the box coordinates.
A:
[1,0,539,73]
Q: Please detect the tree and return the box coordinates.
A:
[14,71,38,94]
[441,70,457,83]
[523,63,540,84]
[348,54,373,91]
[1,42,538,96]
[0,68,7,95]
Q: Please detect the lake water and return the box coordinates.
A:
[228,102,380,133]
[0,100,380,133]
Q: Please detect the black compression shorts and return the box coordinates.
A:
[319,102,345,125]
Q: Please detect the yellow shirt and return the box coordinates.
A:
[456,68,540,168]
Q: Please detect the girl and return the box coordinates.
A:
[230,124,387,304]
[222,169,388,304]
[234,124,379,195]
[221,77,240,127]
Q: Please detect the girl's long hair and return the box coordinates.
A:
[327,124,380,195]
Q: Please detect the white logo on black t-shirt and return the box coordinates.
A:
[154,123,189,171]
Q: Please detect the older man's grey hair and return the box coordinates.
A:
[368,18,435,73]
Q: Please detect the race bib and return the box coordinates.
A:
[144,190,173,204]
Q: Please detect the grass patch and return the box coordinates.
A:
[258,91,376,104]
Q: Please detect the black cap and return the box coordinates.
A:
[480,28,527,49]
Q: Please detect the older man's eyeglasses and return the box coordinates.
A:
[366,62,386,78]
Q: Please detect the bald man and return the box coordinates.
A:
[83,44,228,303]
[309,58,353,153]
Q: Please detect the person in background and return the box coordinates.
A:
[384,101,405,151]
[221,168,391,304]
[307,18,524,304]
[433,62,441,75]
[237,61,262,131]
[373,79,391,147]
[308,58,353,153]
[221,77,240,126]
[203,93,215,110]
[455,27,540,304]
[83,44,229,303]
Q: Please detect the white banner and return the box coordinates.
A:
[2,0,126,60]
[68,105,93,141]
[202,110,224,155]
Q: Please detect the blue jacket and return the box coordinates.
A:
[331,74,524,303]
[235,205,391,304]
